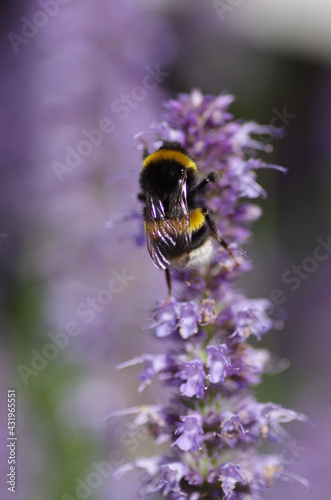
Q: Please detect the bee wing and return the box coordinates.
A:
[145,194,175,270]
[144,178,191,270]
[168,174,191,251]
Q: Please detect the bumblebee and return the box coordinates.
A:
[138,141,236,299]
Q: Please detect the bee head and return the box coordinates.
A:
[144,162,188,197]
[140,144,199,198]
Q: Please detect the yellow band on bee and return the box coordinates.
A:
[144,209,205,235]
[142,150,198,172]
[189,208,205,232]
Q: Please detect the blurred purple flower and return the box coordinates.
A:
[112,90,309,498]
[18,0,176,367]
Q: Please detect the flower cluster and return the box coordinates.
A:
[111,90,310,498]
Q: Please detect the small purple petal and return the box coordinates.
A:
[173,413,204,451]
[230,298,274,339]
[160,462,189,494]
[145,301,178,337]
[177,360,206,399]
[177,302,200,339]
[220,463,246,498]
[220,411,246,439]
[207,344,231,383]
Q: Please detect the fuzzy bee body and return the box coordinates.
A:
[143,206,212,269]
[138,142,234,292]
[172,236,214,269]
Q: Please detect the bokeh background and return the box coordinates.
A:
[1,1,331,499]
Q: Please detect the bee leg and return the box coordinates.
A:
[195,165,230,193]
[204,210,239,267]
[137,192,145,202]
[195,172,218,192]
[164,268,172,304]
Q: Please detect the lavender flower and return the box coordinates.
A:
[112,90,309,498]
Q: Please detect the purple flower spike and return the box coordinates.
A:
[111,90,309,499]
